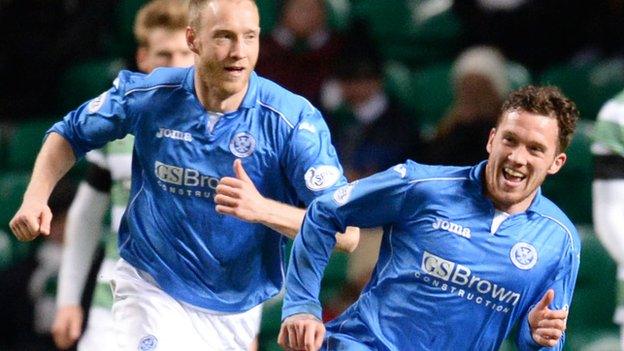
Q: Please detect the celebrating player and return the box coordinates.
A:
[10,0,357,349]
[279,85,580,350]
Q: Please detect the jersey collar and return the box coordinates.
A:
[183,67,258,112]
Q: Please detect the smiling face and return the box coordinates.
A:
[484,109,567,214]
[187,0,260,101]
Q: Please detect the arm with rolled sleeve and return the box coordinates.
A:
[10,71,135,242]
[517,238,580,350]
[282,163,413,320]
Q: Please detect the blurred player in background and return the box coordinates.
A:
[11,0,357,350]
[51,1,194,350]
[279,86,580,350]
[592,89,624,350]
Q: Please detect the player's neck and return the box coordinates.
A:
[194,74,248,113]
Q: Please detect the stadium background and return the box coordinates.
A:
[0,0,622,350]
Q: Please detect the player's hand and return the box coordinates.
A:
[215,159,267,223]
[278,313,325,351]
[51,305,84,350]
[9,199,53,241]
[528,289,568,347]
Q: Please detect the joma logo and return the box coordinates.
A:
[432,218,471,238]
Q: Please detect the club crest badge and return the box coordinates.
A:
[138,335,158,351]
[510,242,538,270]
[229,132,256,158]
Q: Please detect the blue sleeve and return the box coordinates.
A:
[516,236,581,350]
[47,71,135,159]
[282,163,413,320]
[282,107,346,205]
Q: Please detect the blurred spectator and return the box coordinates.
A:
[255,0,345,105]
[592,88,624,350]
[425,46,509,166]
[0,178,76,351]
[325,38,422,181]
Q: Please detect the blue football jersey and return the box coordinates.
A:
[283,160,580,350]
[49,67,347,312]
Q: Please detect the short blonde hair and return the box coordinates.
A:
[188,0,257,29]
[134,0,190,48]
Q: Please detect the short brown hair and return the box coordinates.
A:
[134,0,190,48]
[188,0,257,29]
[500,85,579,152]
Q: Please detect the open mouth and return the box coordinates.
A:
[502,167,526,183]
[224,66,244,73]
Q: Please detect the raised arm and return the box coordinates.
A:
[10,133,76,241]
[278,164,411,350]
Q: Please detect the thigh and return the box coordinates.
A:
[188,302,263,350]
[111,259,201,351]
[77,307,115,351]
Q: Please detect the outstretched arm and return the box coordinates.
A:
[280,164,411,350]
[215,159,359,252]
[10,133,76,241]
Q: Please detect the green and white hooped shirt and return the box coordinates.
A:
[85,135,134,309]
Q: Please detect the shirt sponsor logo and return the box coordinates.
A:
[333,181,357,205]
[229,132,256,158]
[304,165,341,191]
[417,251,521,314]
[155,127,193,142]
[87,91,109,114]
[509,242,538,270]
[154,160,219,199]
[432,218,471,238]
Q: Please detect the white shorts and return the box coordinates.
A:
[78,307,115,351]
[111,258,262,350]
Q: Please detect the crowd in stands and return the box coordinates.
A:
[1,0,624,350]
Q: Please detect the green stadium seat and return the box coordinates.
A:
[351,0,462,67]
[6,118,57,171]
[541,121,593,224]
[0,123,12,171]
[0,171,29,229]
[319,251,349,304]
[58,58,125,112]
[411,62,454,137]
[259,295,283,351]
[565,225,619,350]
[586,59,624,119]
[257,0,279,32]
[111,0,148,58]
[539,60,624,120]
[507,62,532,90]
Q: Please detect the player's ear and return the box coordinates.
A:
[486,128,496,154]
[187,27,200,55]
[547,152,566,175]
[136,47,150,73]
